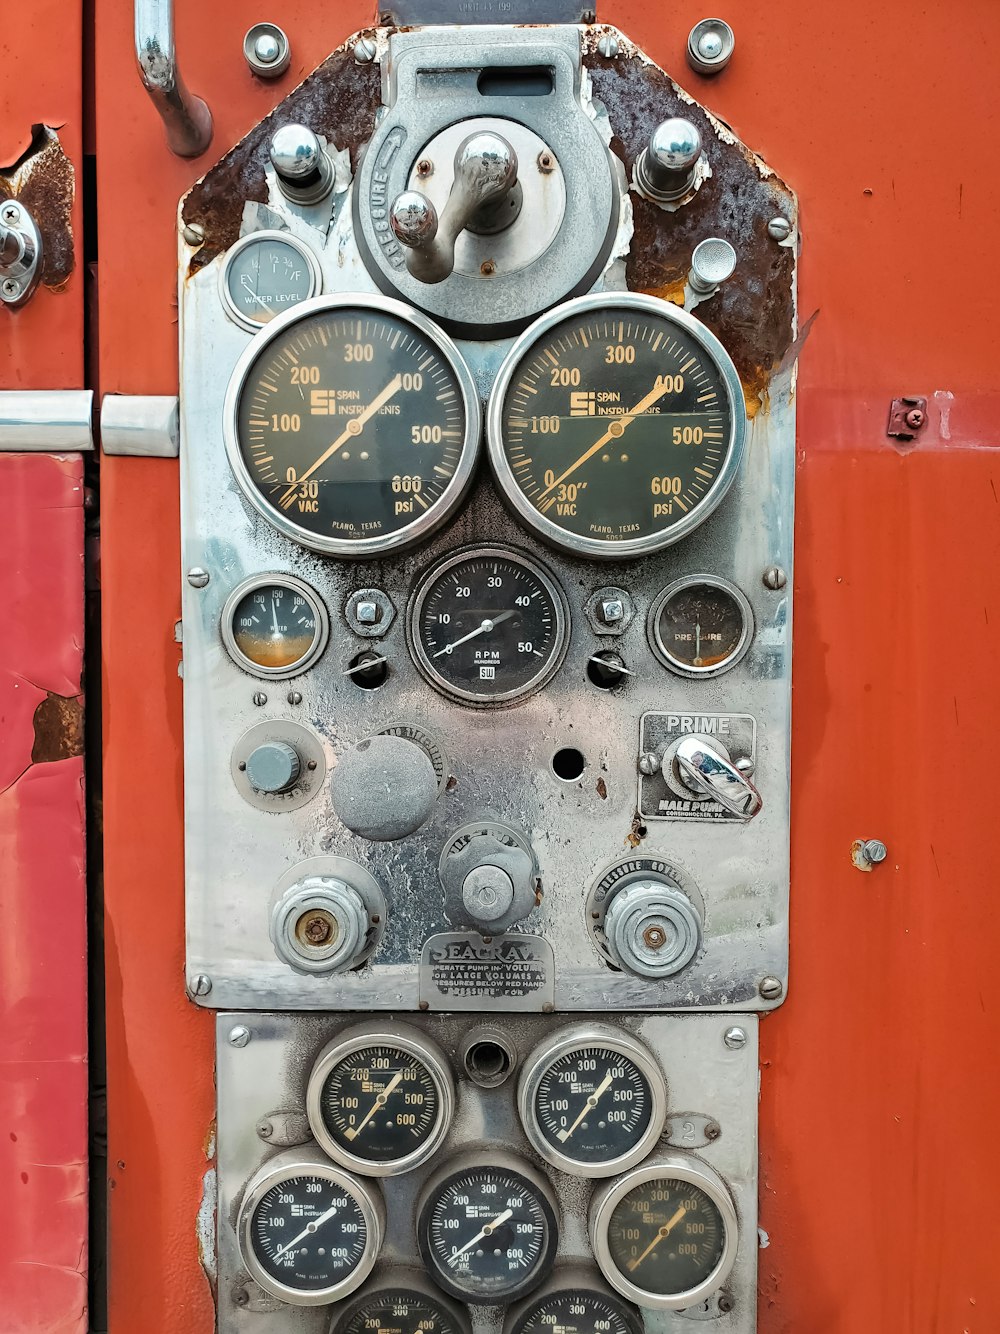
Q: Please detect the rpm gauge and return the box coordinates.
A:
[224,294,480,556]
[488,293,746,558]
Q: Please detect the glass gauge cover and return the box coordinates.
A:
[332,1280,471,1334]
[518,1025,667,1176]
[648,576,753,678]
[488,293,746,558]
[221,573,329,678]
[505,1278,643,1334]
[220,230,322,331]
[589,1158,738,1311]
[418,1155,559,1302]
[237,1155,383,1306]
[408,547,570,706]
[224,294,481,556]
[306,1025,454,1176]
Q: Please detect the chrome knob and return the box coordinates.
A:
[689,237,737,294]
[271,874,371,974]
[269,124,334,203]
[390,191,440,248]
[675,735,763,820]
[245,741,301,794]
[603,877,702,978]
[634,117,705,206]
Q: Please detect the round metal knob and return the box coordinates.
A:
[438,821,538,933]
[269,124,334,203]
[689,237,737,294]
[603,878,702,979]
[245,741,301,794]
[635,118,705,206]
[390,191,439,248]
[271,874,370,974]
[462,865,516,924]
[330,734,438,841]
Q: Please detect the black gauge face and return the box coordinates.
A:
[419,1164,559,1300]
[249,1174,369,1293]
[606,1179,726,1297]
[223,235,318,327]
[649,579,751,676]
[229,301,476,553]
[532,1047,654,1166]
[334,1288,469,1334]
[490,298,743,556]
[510,1288,643,1334]
[225,578,325,675]
[410,548,569,705]
[319,1044,444,1167]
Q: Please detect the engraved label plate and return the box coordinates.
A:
[639,711,757,822]
[419,932,554,1010]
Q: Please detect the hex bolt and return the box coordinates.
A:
[228,1024,251,1048]
[252,690,268,707]
[302,914,333,945]
[354,35,377,63]
[597,33,620,58]
[638,752,661,776]
[862,838,888,865]
[190,974,212,996]
[600,598,625,624]
[758,976,784,1001]
[724,1026,747,1050]
[905,408,925,430]
[763,565,787,590]
[182,222,205,246]
[767,216,791,242]
[186,566,210,588]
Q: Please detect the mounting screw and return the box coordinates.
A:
[718,1293,735,1314]
[600,598,625,624]
[763,565,787,590]
[228,1024,251,1048]
[862,838,888,865]
[767,216,791,242]
[1,202,20,224]
[233,1287,250,1307]
[186,567,210,588]
[354,35,377,63]
[416,158,433,178]
[480,259,496,277]
[257,1120,274,1139]
[638,752,661,776]
[252,690,268,707]
[537,151,555,174]
[182,222,205,246]
[287,689,302,706]
[1,279,19,298]
[759,976,784,1001]
[905,408,925,430]
[190,974,212,996]
[724,1026,747,1050]
[597,33,619,58]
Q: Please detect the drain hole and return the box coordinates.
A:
[552,747,586,781]
[461,1029,517,1088]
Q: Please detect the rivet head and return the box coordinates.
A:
[759,976,784,1001]
[724,1026,747,1050]
[254,32,280,63]
[767,216,792,241]
[228,1025,251,1048]
[187,567,210,588]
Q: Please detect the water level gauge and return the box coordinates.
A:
[220,230,322,331]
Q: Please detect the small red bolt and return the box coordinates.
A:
[904,408,925,430]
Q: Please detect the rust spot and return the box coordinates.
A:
[596,776,608,800]
[31,692,84,764]
[625,812,647,848]
[583,52,796,407]
[0,125,75,288]
[181,38,381,274]
[446,775,458,792]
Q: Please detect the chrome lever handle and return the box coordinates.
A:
[675,736,763,821]
[135,0,213,158]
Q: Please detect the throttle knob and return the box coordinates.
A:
[634,117,706,206]
[603,877,702,979]
[330,733,438,841]
[268,123,334,203]
[245,740,301,794]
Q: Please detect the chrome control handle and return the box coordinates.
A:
[675,736,763,820]
[135,0,213,158]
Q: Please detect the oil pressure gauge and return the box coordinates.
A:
[648,575,753,677]
[220,230,322,331]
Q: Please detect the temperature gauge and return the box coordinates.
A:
[647,575,753,678]
[505,1271,643,1334]
[332,1274,472,1334]
[237,1149,383,1305]
[220,230,322,331]
[221,573,329,678]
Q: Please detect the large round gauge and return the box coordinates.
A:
[418,1153,559,1302]
[306,1023,454,1177]
[221,573,329,678]
[647,575,753,678]
[224,294,481,556]
[504,1272,643,1334]
[219,230,322,331]
[588,1157,738,1311]
[408,547,570,706]
[518,1024,667,1177]
[237,1151,383,1306]
[331,1275,472,1334]
[487,292,746,558]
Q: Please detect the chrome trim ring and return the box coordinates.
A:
[218,230,322,333]
[220,572,329,680]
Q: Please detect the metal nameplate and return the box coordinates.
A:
[639,712,757,822]
[420,932,554,1010]
[381,1,597,26]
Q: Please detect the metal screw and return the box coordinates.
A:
[186,567,210,588]
[356,601,380,625]
[252,690,268,707]
[480,259,496,276]
[597,33,619,58]
[767,216,791,242]
[190,973,212,996]
[600,598,625,624]
[182,222,205,246]
[1,203,20,224]
[302,914,333,944]
[724,1026,747,1050]
[862,838,888,865]
[705,1122,721,1140]
[763,565,787,590]
[287,689,302,705]
[718,1294,734,1314]
[228,1024,251,1048]
[758,976,784,1001]
[416,159,433,178]
[537,151,555,174]
[638,752,661,776]
[257,1120,273,1139]
[233,1288,250,1307]
[1,279,19,298]
[905,408,925,430]
[354,35,377,63]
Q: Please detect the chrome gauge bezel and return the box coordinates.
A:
[220,572,330,679]
[588,1155,739,1311]
[407,545,571,707]
[218,229,323,333]
[222,293,482,557]
[331,1271,473,1334]
[305,1022,455,1177]
[486,292,747,559]
[517,1023,668,1178]
[236,1151,383,1306]
[647,574,754,679]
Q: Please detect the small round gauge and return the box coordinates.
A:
[306,1023,454,1176]
[418,1153,559,1302]
[220,230,322,331]
[647,575,753,678]
[518,1024,667,1177]
[224,294,481,556]
[589,1157,738,1311]
[504,1272,643,1334]
[332,1275,471,1334]
[408,547,569,706]
[221,573,329,678]
[237,1151,383,1305]
[487,292,746,558]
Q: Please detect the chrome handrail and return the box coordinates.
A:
[134,0,213,158]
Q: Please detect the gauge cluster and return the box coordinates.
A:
[216,1013,758,1334]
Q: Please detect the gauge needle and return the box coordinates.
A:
[695,621,702,661]
[536,379,674,505]
[432,611,516,658]
[271,595,281,638]
[273,1204,340,1260]
[277,373,403,510]
[343,1072,404,1141]
[448,1209,514,1266]
[557,1071,614,1142]
[627,1206,688,1273]
[238,273,272,316]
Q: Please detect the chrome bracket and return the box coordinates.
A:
[101,394,179,457]
[0,200,43,308]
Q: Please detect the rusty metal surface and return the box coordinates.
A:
[0,125,76,289]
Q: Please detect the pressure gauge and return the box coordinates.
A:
[224,294,481,556]
[488,292,746,558]
[331,1273,472,1334]
[408,547,570,706]
[221,573,329,678]
[588,1156,738,1311]
[504,1271,643,1334]
[237,1149,383,1305]
[306,1023,454,1177]
[220,230,322,331]
[518,1024,667,1177]
[647,575,753,678]
[418,1152,559,1302]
